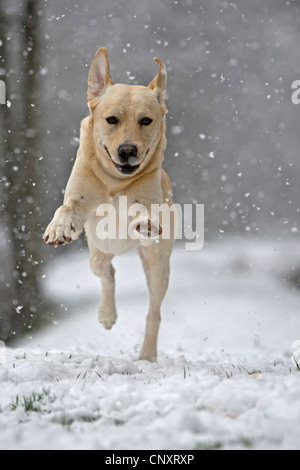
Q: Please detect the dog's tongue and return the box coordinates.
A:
[128,157,138,166]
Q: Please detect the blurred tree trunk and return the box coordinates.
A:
[0,0,15,338]
[0,0,49,341]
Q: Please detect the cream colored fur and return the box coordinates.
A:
[44,48,175,362]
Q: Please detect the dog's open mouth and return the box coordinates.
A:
[114,163,140,175]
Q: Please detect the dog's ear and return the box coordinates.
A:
[88,47,113,102]
[148,57,167,105]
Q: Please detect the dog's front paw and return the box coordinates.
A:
[135,219,163,239]
[44,206,82,247]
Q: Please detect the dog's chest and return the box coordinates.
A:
[85,195,140,255]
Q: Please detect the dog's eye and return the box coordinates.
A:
[106,116,119,125]
[140,117,153,126]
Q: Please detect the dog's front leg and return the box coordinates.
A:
[44,154,98,247]
[128,200,163,247]
[127,171,164,244]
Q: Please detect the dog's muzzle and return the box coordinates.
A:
[116,144,140,174]
[105,144,141,175]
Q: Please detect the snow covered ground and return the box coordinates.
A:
[1,238,300,450]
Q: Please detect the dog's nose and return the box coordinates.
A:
[118,144,138,163]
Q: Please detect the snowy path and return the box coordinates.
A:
[1,239,300,450]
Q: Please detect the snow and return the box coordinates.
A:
[1,238,300,450]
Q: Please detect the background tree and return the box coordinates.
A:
[0,0,50,342]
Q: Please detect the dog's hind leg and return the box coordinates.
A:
[138,240,173,362]
[88,242,117,330]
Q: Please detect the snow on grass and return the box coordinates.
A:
[1,238,300,450]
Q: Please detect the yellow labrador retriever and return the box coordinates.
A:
[44,47,175,362]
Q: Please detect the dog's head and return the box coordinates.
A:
[87,48,167,178]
